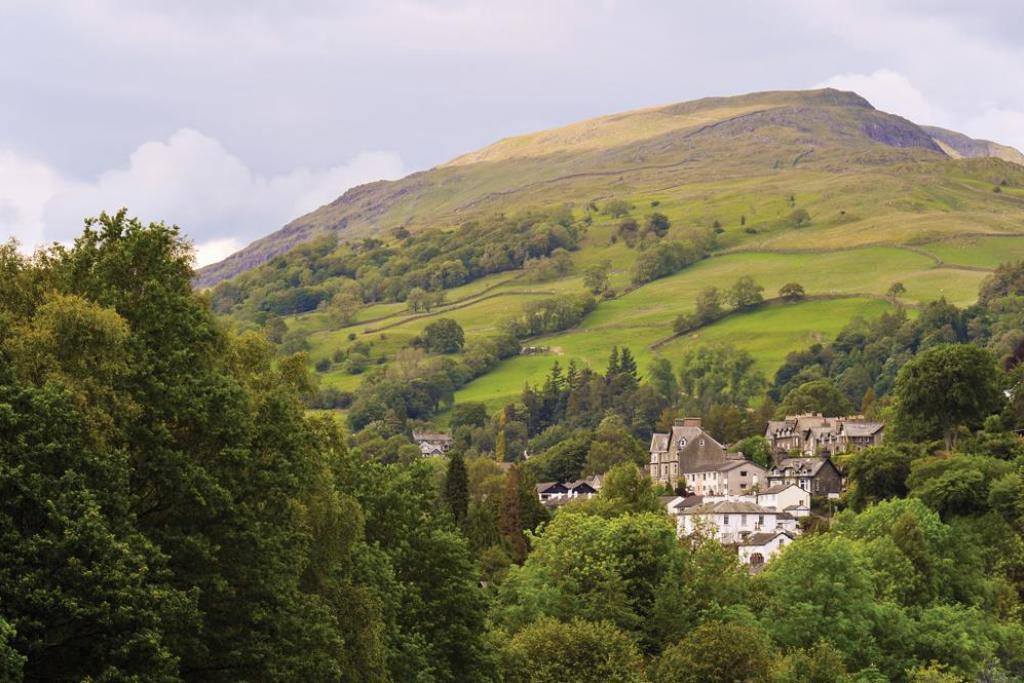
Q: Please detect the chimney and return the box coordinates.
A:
[674,417,702,428]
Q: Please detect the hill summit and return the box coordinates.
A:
[197,88,1021,286]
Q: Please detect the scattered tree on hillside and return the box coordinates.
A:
[790,208,811,226]
[888,281,907,303]
[583,260,612,294]
[727,275,765,309]
[602,199,631,218]
[779,282,806,301]
[422,318,465,354]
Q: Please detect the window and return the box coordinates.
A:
[678,437,687,448]
[757,515,764,526]
[740,470,747,477]
[740,483,747,489]
[749,553,765,567]
[700,439,705,447]
[722,515,730,525]
[741,514,747,525]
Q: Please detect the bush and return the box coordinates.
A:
[314,358,331,373]
[790,208,811,226]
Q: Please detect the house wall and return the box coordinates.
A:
[738,535,791,565]
[679,511,778,540]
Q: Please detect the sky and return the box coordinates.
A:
[2,1,1023,266]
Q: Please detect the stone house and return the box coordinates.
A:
[839,421,885,450]
[412,431,452,456]
[767,457,843,497]
[648,417,729,486]
[764,413,884,457]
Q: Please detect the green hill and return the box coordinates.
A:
[202,88,1024,415]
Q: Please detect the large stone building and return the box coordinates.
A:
[648,417,728,486]
[764,413,884,456]
[767,457,843,496]
[649,417,766,493]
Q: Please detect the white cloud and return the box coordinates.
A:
[0,129,404,266]
[0,150,66,250]
[819,69,937,124]
[194,238,244,268]
[963,107,1024,152]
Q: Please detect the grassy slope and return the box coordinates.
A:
[205,89,1024,417]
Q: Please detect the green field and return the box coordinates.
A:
[299,233,992,404]
[923,235,1024,269]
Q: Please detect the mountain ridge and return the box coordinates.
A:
[196,88,1021,287]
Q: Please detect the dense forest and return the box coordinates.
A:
[5,212,1024,681]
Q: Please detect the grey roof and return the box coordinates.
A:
[671,495,704,511]
[683,500,773,515]
[536,482,566,494]
[687,458,763,474]
[738,530,793,546]
[765,419,796,435]
[758,483,801,495]
[842,421,885,437]
[771,458,830,477]
[412,431,452,443]
[649,433,670,452]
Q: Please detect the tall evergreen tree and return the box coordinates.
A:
[499,466,528,563]
[444,451,470,525]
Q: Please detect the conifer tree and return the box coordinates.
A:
[607,346,620,377]
[499,466,528,563]
[444,451,469,525]
[495,411,508,462]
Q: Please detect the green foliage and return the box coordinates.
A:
[582,463,661,516]
[734,435,774,468]
[444,452,470,525]
[727,275,765,309]
[500,617,646,683]
[840,444,921,511]
[907,454,1014,518]
[422,318,466,353]
[779,282,806,301]
[892,344,1003,448]
[631,238,711,286]
[676,344,767,412]
[583,260,612,294]
[492,511,686,652]
[653,619,776,683]
[778,379,854,417]
[212,208,580,319]
[602,199,631,218]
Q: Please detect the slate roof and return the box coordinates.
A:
[412,431,452,443]
[683,500,772,515]
[771,458,829,477]
[842,421,885,437]
[738,530,793,546]
[758,483,801,495]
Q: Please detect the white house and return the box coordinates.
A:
[682,459,767,496]
[755,483,810,514]
[737,531,794,569]
[676,500,781,543]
